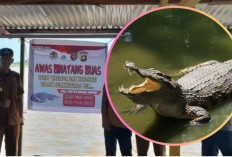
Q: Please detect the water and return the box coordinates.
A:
[108,42,232,144]
[107,8,232,144]
[0,66,209,156]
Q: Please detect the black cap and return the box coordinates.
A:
[0,48,14,57]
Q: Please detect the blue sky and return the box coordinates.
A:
[0,38,114,62]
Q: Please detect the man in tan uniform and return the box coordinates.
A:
[0,48,24,156]
[101,85,132,156]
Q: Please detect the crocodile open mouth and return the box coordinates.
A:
[119,67,162,94]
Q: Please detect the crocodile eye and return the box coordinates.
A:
[157,72,171,80]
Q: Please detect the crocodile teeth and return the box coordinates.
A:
[129,84,135,90]
[128,68,133,76]
[119,85,131,93]
[119,85,124,92]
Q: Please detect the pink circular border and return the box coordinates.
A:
[104,5,232,146]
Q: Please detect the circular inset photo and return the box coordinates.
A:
[106,6,232,145]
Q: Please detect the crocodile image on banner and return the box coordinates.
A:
[31,93,60,103]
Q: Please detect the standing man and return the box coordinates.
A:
[0,48,24,156]
[101,85,132,156]
[202,117,232,156]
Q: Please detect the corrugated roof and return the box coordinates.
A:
[0,4,232,34]
[0,5,156,32]
[197,4,232,26]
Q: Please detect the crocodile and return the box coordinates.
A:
[31,92,60,103]
[119,60,232,124]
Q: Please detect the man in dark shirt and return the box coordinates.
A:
[0,48,24,156]
[202,117,232,156]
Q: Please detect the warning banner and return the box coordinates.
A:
[28,39,107,113]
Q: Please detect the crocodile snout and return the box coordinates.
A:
[124,61,137,70]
